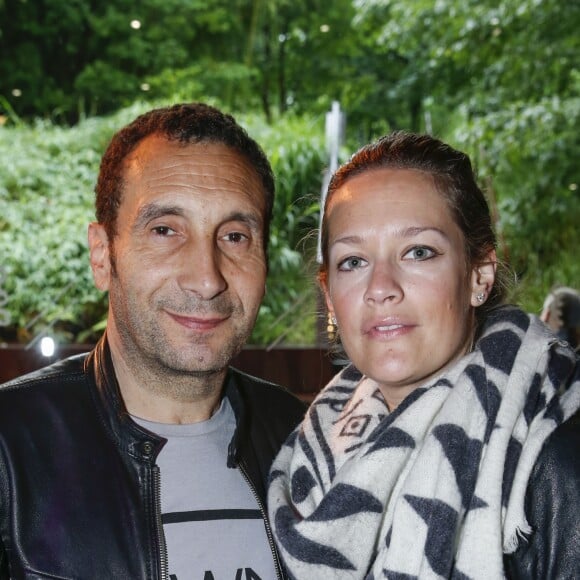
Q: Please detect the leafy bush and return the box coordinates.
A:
[0,103,326,345]
[243,113,327,345]
[453,95,580,314]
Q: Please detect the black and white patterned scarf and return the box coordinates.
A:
[268,306,580,579]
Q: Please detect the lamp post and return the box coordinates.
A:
[317,101,345,346]
[317,101,345,263]
[0,265,9,328]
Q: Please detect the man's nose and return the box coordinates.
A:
[178,239,227,300]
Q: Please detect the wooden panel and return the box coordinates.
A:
[0,344,339,401]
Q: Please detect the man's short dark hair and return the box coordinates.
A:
[95,103,275,255]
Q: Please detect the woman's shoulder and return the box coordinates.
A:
[505,410,580,578]
[536,408,580,465]
[529,408,580,511]
[528,409,580,505]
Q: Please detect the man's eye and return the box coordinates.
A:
[152,226,175,236]
[338,256,366,271]
[404,246,437,260]
[223,232,248,243]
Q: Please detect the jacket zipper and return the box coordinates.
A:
[238,458,284,580]
[153,465,169,580]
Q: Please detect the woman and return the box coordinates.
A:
[268,132,579,579]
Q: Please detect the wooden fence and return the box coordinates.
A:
[0,344,338,402]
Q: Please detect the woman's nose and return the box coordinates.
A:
[363,264,403,304]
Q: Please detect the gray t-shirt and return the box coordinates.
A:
[134,398,277,580]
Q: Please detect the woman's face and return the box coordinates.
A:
[322,168,488,410]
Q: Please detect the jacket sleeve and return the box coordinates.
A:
[0,539,7,579]
[504,410,580,579]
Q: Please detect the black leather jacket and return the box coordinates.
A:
[0,335,305,579]
[504,409,580,579]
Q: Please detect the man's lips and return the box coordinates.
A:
[167,312,229,330]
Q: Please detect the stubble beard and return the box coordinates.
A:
[108,275,256,403]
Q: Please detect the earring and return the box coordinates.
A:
[476,292,485,303]
[331,315,337,325]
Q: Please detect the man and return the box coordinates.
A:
[540,286,580,351]
[0,103,305,579]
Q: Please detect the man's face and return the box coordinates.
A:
[89,135,267,377]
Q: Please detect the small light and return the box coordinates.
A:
[40,336,55,358]
[569,183,577,191]
[130,19,141,29]
[140,83,150,91]
[320,24,330,33]
[11,88,22,97]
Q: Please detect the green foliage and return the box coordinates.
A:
[144,62,262,112]
[453,96,580,314]
[0,103,324,345]
[243,113,327,344]
[1,0,578,344]
[0,0,250,121]
[0,103,145,342]
[0,0,361,123]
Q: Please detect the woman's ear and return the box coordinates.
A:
[88,222,112,292]
[318,270,335,318]
[470,249,497,307]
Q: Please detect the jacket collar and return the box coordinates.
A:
[85,332,245,465]
[223,369,247,467]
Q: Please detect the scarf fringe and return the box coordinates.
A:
[504,523,533,554]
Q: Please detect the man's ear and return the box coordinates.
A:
[88,222,112,291]
[470,249,497,307]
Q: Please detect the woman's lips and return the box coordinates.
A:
[364,319,414,339]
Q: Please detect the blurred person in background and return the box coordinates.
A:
[541,286,580,351]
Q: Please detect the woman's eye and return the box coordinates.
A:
[338,256,367,271]
[404,246,437,260]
